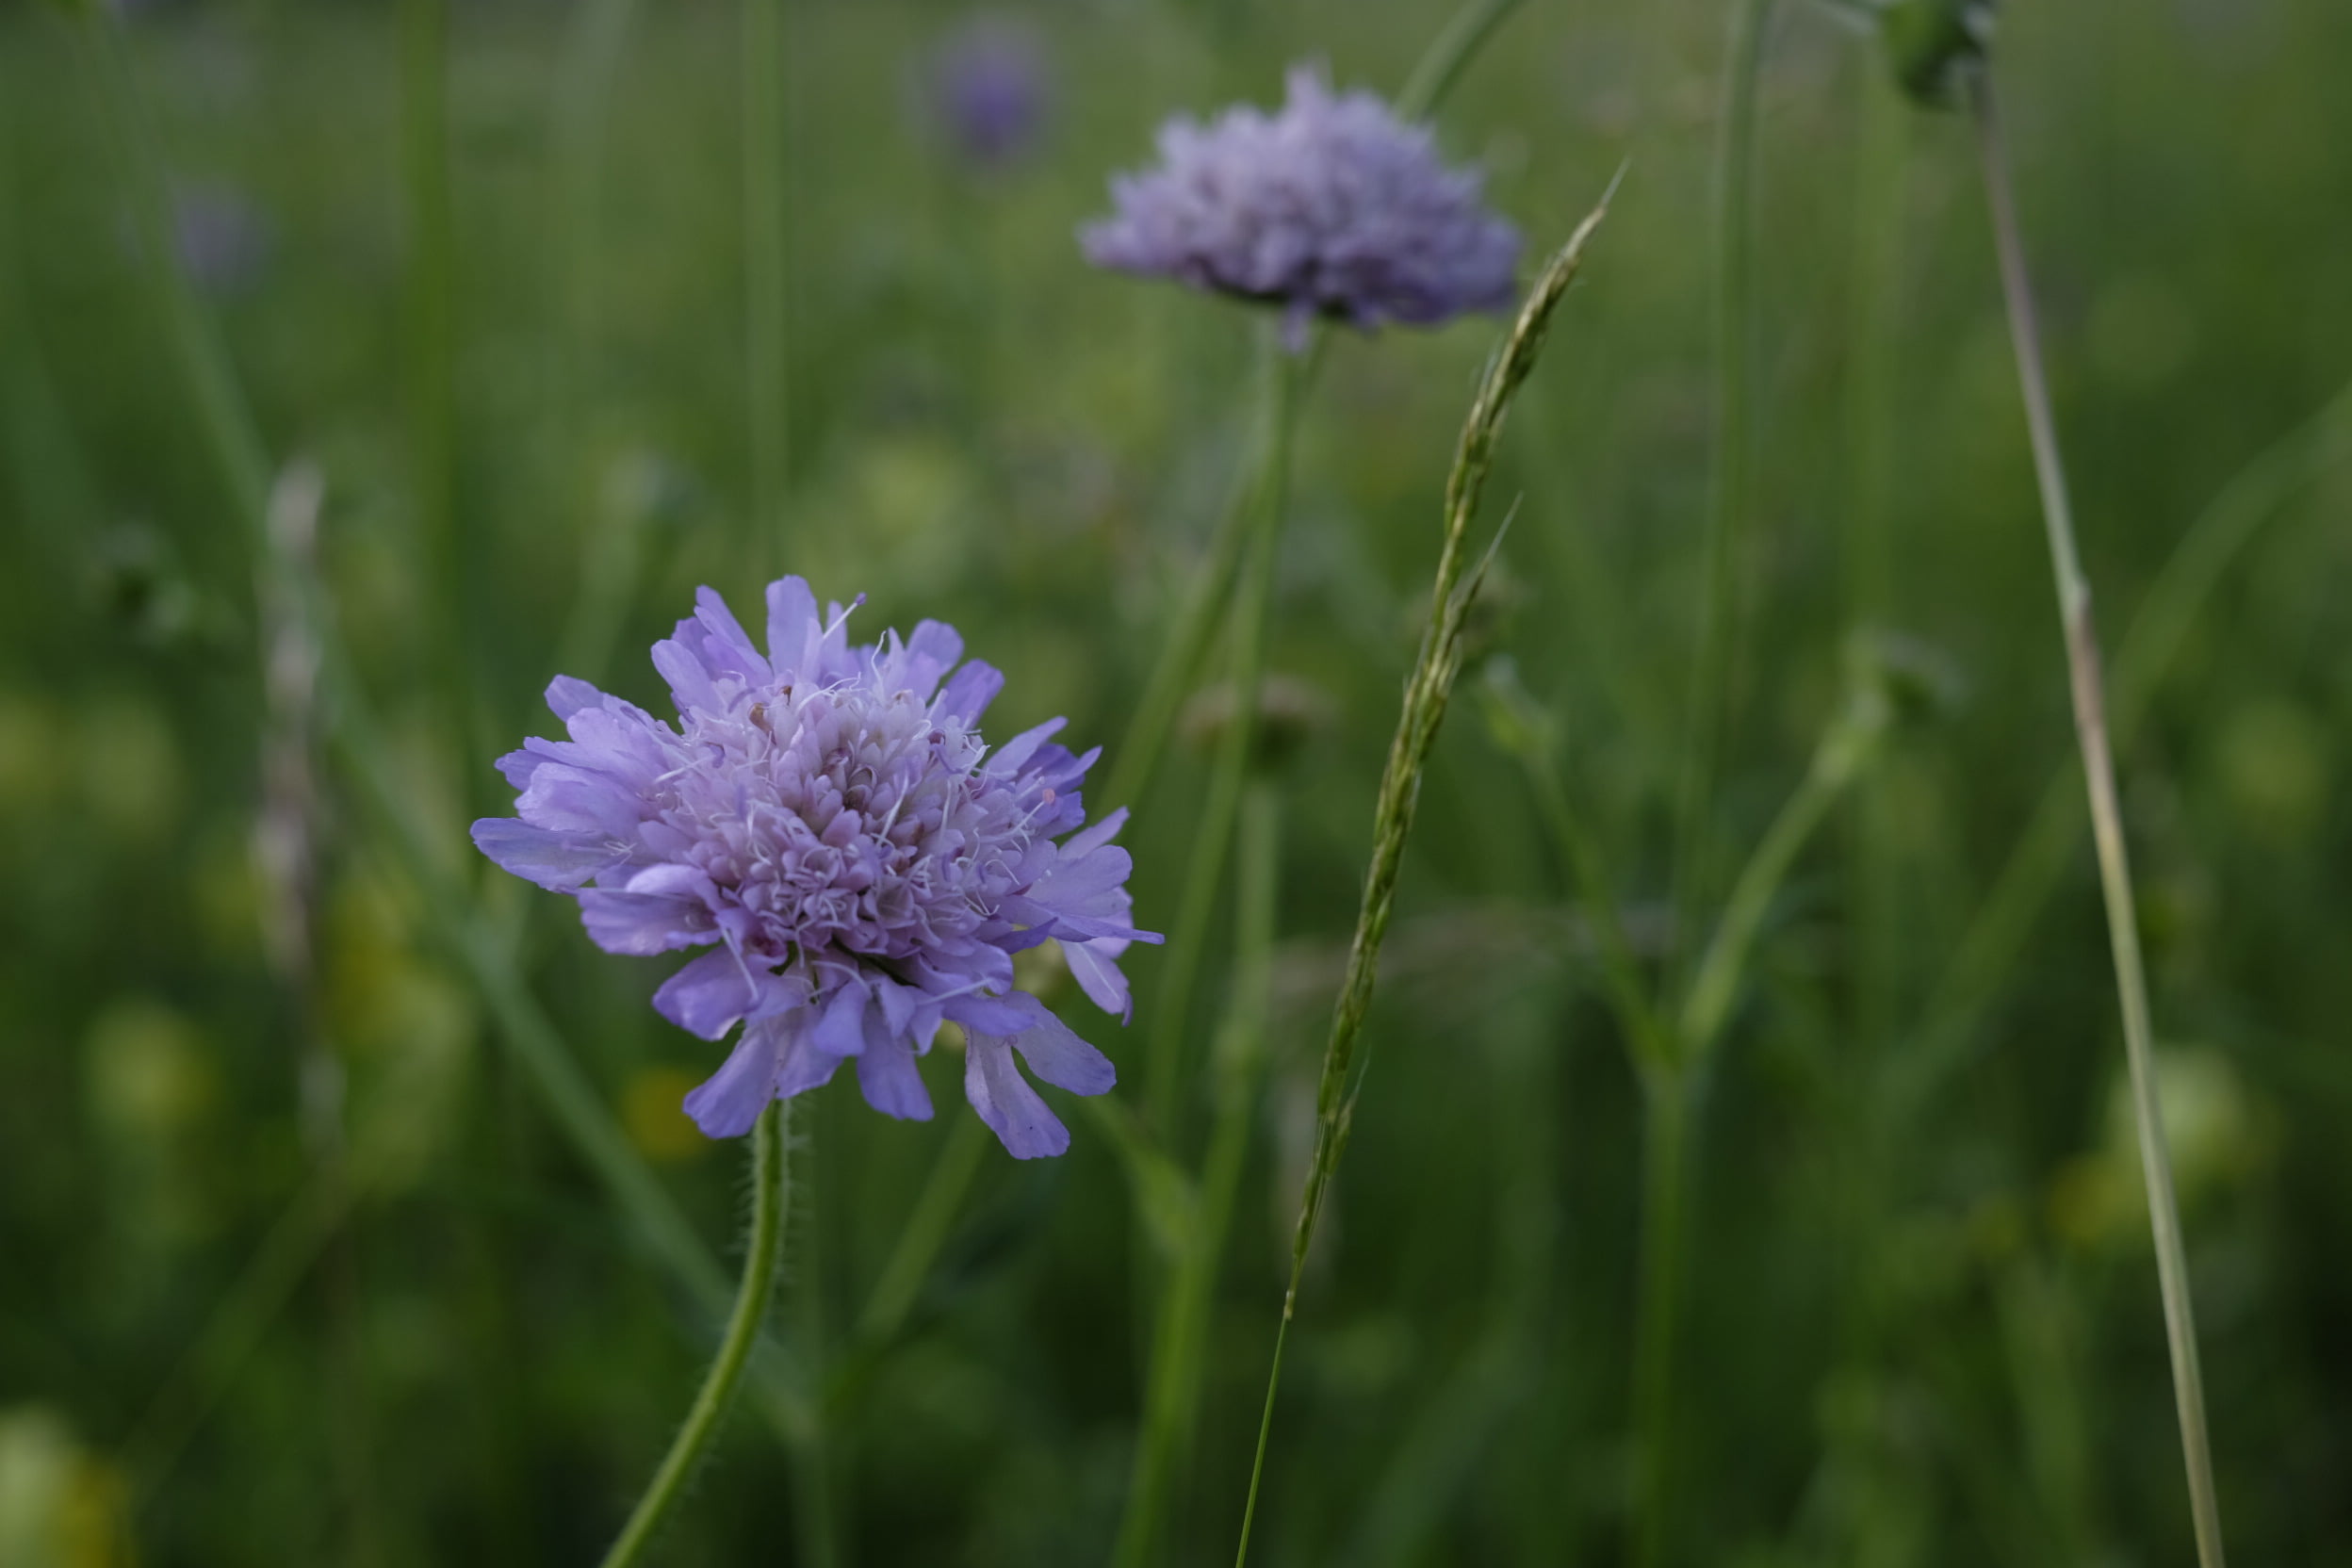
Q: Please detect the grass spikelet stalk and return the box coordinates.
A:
[1969,64,2229,1568]
[743,0,791,555]
[1232,178,1620,1566]
[1667,0,1776,992]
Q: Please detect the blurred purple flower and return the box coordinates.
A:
[1081,64,1521,348]
[472,578,1156,1158]
[923,18,1052,170]
[172,185,270,297]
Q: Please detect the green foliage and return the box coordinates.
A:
[4,0,2351,1564]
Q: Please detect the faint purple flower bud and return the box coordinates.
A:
[171,184,270,298]
[1080,63,1522,349]
[922,18,1052,171]
[472,578,1159,1158]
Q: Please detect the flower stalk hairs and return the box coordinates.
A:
[472,577,1156,1158]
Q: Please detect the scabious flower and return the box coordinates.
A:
[1080,64,1521,348]
[171,185,270,298]
[922,17,1052,171]
[471,578,1156,1158]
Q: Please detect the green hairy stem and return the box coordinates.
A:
[598,1102,793,1568]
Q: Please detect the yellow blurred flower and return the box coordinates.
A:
[0,1408,135,1568]
[623,1067,717,1164]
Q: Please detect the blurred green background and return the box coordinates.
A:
[4,0,2350,1563]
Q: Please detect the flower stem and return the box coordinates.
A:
[1494,688,1673,1073]
[1632,670,1886,1568]
[599,1100,793,1568]
[1668,0,1775,997]
[1233,194,1616,1568]
[1100,0,1530,821]
[1678,680,1888,1060]
[1395,0,1528,122]
[1969,68,2228,1568]
[1140,329,1299,1136]
[1115,784,1281,1568]
[1839,58,1910,1050]
[1101,354,1300,818]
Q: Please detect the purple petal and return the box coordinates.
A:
[624,862,719,901]
[577,890,715,955]
[900,620,964,698]
[942,992,1033,1036]
[965,1034,1069,1159]
[871,975,921,1037]
[1022,845,1143,929]
[546,675,605,721]
[987,716,1069,776]
[815,597,865,681]
[775,1013,847,1096]
[654,949,764,1040]
[650,637,723,715]
[682,1026,783,1137]
[939,660,1004,725]
[810,982,870,1059]
[693,586,769,681]
[1003,992,1116,1095]
[857,1016,934,1121]
[516,763,643,840]
[558,707,677,790]
[471,818,618,890]
[1058,807,1129,860]
[1066,939,1133,1021]
[766,576,821,674]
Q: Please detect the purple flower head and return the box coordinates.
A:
[471,579,1159,1158]
[1080,64,1522,349]
[923,18,1052,171]
[172,184,270,297]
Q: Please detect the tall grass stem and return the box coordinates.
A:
[1116,784,1281,1568]
[1628,1065,1691,1568]
[1233,188,1617,1567]
[1395,0,1528,121]
[1634,669,1886,1568]
[400,0,465,758]
[1678,681,1889,1058]
[598,1101,793,1568]
[1103,338,1320,817]
[1970,68,2228,1568]
[72,0,825,1465]
[1668,0,1775,996]
[1902,369,2352,1108]
[1840,61,1909,1047]
[850,1115,990,1355]
[743,0,790,559]
[72,12,268,529]
[1486,672,1671,1071]
[1141,332,1298,1135]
